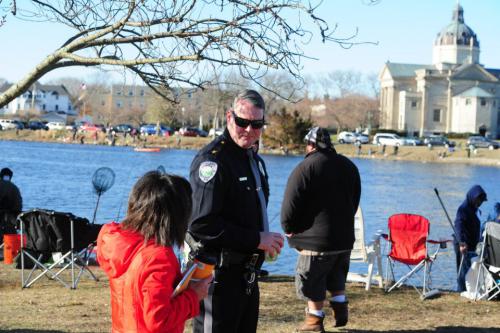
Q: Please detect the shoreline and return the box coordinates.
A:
[1,131,499,168]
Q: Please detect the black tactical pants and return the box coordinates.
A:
[193,264,259,333]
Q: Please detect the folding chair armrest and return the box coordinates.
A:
[427,239,452,250]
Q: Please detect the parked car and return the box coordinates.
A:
[403,136,423,146]
[0,119,18,130]
[111,124,135,133]
[12,120,25,130]
[179,126,207,137]
[209,128,224,137]
[423,135,455,148]
[27,121,48,130]
[372,133,406,146]
[80,123,100,132]
[47,122,66,130]
[466,136,499,150]
[337,131,369,144]
[140,124,172,136]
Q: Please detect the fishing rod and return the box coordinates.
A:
[433,188,458,240]
[434,188,466,278]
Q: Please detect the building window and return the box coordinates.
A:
[433,109,441,122]
[101,100,106,106]
[55,94,59,100]
[140,90,145,96]
[68,105,72,111]
[480,98,487,106]
[116,101,122,108]
[465,98,471,105]
[42,104,46,110]
[117,91,122,96]
[128,91,133,96]
[55,105,59,111]
[17,104,20,110]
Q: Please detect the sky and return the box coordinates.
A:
[1,0,499,85]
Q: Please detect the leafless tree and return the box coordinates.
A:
[320,70,363,98]
[0,0,373,109]
[259,71,303,114]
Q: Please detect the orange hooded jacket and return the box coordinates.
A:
[97,222,199,333]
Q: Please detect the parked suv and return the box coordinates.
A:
[28,121,48,130]
[466,136,499,150]
[140,124,172,136]
[337,131,369,144]
[0,119,18,130]
[423,135,455,148]
[372,133,406,146]
[111,124,135,133]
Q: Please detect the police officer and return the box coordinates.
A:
[188,90,284,333]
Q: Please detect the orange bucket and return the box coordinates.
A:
[3,234,21,264]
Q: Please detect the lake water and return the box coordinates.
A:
[1,140,499,291]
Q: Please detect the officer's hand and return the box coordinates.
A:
[258,232,284,257]
[459,243,468,254]
[189,275,213,301]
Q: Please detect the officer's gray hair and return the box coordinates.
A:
[233,89,265,112]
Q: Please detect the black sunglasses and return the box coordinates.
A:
[231,110,265,129]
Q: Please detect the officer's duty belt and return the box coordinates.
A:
[219,249,260,266]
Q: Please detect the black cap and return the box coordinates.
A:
[304,127,332,149]
[0,167,13,178]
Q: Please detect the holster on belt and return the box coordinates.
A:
[243,254,260,295]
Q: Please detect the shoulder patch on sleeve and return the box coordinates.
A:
[199,161,218,183]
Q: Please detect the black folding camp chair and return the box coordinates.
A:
[474,222,500,300]
[18,209,101,289]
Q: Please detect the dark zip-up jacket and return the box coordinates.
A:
[281,148,361,252]
[188,129,269,255]
[454,185,486,250]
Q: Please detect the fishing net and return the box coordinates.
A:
[92,167,115,195]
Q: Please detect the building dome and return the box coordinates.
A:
[435,3,479,47]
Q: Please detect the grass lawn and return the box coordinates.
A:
[0,264,499,332]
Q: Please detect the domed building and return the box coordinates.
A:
[379,3,499,138]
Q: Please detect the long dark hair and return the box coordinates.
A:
[121,171,192,247]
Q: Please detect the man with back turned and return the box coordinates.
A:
[187,89,284,333]
[281,127,361,332]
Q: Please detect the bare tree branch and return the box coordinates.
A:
[0,0,375,108]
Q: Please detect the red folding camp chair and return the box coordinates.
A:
[383,213,449,299]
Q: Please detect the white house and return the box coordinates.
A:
[379,4,500,138]
[0,82,76,120]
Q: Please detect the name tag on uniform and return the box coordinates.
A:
[239,177,247,181]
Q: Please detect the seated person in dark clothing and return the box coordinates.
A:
[0,167,23,239]
[454,185,487,292]
[0,168,23,243]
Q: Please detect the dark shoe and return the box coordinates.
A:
[330,301,348,327]
[296,309,325,332]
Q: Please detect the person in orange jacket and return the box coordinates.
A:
[97,171,212,333]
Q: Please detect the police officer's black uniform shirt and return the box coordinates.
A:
[188,129,269,254]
